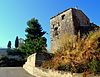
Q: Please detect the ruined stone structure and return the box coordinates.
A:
[50,8,98,53]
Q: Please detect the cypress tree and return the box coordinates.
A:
[15,36,19,48]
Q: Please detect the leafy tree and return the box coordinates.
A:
[7,41,11,48]
[21,18,47,56]
[15,36,19,48]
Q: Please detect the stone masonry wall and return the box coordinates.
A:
[23,53,100,77]
[50,8,91,53]
[50,9,74,53]
[23,53,36,75]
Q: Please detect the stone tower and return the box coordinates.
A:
[50,8,91,53]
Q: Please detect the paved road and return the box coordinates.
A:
[0,67,35,77]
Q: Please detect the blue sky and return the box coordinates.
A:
[0,0,100,49]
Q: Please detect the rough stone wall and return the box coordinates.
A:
[23,54,73,77]
[23,53,36,75]
[50,8,91,53]
[23,54,100,77]
[72,9,90,35]
[50,9,74,53]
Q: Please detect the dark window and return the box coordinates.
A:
[54,27,58,36]
[61,14,65,20]
[54,27,58,30]
[53,24,55,28]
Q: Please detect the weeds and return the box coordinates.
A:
[42,29,100,75]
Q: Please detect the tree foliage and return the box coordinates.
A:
[7,41,11,48]
[15,36,19,48]
[21,18,47,56]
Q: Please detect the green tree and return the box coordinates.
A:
[15,36,19,48]
[7,41,11,48]
[21,18,47,56]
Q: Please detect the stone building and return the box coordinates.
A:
[50,8,98,53]
[18,38,24,48]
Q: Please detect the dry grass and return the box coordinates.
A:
[42,29,100,74]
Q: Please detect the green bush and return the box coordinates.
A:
[58,64,71,71]
[88,57,99,73]
[7,49,23,55]
[75,64,87,73]
[97,61,100,72]
[0,48,26,67]
[0,56,25,67]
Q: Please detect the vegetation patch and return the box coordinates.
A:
[42,29,100,76]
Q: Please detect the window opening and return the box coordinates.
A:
[62,14,65,20]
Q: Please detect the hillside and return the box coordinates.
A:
[42,29,100,76]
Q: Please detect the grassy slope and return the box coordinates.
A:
[42,29,100,74]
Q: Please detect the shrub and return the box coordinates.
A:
[88,57,100,73]
[42,29,100,74]
[0,56,25,67]
[58,64,71,71]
